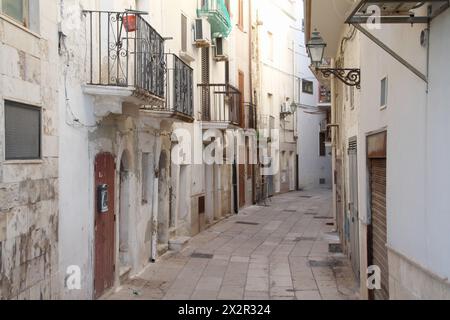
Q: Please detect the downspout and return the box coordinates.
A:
[292,39,297,191]
[331,58,338,226]
[151,135,162,263]
[249,0,257,204]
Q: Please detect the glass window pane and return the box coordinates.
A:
[2,0,24,23]
[381,77,388,107]
[302,80,314,94]
[5,101,41,160]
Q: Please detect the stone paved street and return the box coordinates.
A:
[106,189,360,300]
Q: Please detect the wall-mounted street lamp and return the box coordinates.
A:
[306,31,361,89]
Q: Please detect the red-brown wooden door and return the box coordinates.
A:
[94,153,116,299]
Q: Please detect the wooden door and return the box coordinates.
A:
[368,158,388,300]
[201,47,210,120]
[94,153,116,299]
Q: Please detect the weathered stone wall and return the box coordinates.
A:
[0,1,60,300]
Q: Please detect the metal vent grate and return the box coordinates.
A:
[294,237,316,241]
[191,253,214,259]
[308,258,344,268]
[236,221,259,226]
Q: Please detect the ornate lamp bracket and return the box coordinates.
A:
[316,68,361,89]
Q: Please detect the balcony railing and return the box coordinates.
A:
[84,11,165,102]
[198,84,240,125]
[197,0,232,38]
[159,54,194,118]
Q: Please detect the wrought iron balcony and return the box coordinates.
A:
[84,10,165,105]
[141,54,194,120]
[198,84,241,126]
[197,0,232,38]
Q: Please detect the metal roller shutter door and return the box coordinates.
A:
[369,158,388,300]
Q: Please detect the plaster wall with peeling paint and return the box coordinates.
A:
[0,0,60,300]
[57,0,236,299]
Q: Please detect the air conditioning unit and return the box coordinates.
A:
[280,102,291,115]
[214,37,228,61]
[194,18,211,47]
[179,16,196,63]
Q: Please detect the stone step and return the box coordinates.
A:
[169,236,191,252]
[157,244,169,256]
[119,265,132,283]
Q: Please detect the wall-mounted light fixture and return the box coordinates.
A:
[306,31,361,89]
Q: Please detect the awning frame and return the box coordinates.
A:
[345,0,450,83]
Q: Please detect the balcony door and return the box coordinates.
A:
[201,47,210,120]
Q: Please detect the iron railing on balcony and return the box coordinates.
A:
[198,84,240,125]
[197,0,232,38]
[84,10,165,100]
[161,54,194,117]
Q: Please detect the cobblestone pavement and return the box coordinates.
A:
[107,189,360,300]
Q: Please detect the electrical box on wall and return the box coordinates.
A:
[97,184,109,213]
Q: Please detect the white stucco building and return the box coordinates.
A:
[251,0,300,196]
[296,0,332,191]
[56,0,255,299]
[306,0,450,300]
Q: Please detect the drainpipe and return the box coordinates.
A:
[330,58,338,228]
[249,0,257,204]
[150,135,162,263]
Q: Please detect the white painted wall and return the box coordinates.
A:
[330,7,450,298]
[424,9,450,281]
[57,0,177,299]
[296,0,332,190]
[253,0,299,194]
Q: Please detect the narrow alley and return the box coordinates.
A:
[106,190,359,300]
